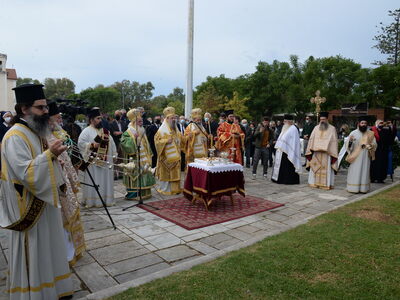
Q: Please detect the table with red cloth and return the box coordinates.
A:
[183,162,245,210]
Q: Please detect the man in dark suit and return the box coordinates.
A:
[146,115,162,168]
[177,115,187,171]
[110,110,128,179]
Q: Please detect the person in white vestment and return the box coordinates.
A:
[0,84,73,299]
[271,114,302,184]
[305,112,338,190]
[345,116,377,193]
[78,108,116,208]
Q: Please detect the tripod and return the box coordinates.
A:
[123,132,159,211]
[78,153,117,229]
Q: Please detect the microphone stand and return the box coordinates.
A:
[123,127,159,211]
[78,152,117,230]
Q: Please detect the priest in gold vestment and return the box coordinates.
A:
[155,107,184,195]
[305,112,338,190]
[184,108,209,167]
[0,84,73,299]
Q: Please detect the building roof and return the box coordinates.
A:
[6,68,17,80]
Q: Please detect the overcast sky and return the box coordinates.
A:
[1,0,398,95]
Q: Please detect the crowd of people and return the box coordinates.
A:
[0,83,399,299]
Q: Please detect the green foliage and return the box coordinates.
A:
[16,77,41,86]
[80,85,120,113]
[43,78,75,99]
[111,80,154,109]
[224,91,251,120]
[373,8,400,65]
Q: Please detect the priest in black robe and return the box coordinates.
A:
[370,120,391,183]
[271,115,302,184]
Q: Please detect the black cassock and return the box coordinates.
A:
[370,128,391,183]
[272,152,300,184]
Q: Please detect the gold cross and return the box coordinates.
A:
[310,90,326,121]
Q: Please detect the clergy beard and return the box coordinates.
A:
[95,122,102,129]
[281,124,291,135]
[25,114,50,138]
[137,126,145,136]
[359,125,367,132]
[319,122,328,131]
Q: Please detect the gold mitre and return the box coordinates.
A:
[163,106,176,118]
[127,108,141,122]
[191,108,202,119]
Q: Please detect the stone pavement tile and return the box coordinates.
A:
[115,262,170,284]
[86,233,132,251]
[214,238,241,250]
[84,228,120,241]
[72,290,90,299]
[130,224,166,238]
[128,233,148,245]
[145,232,182,249]
[248,220,277,231]
[89,240,147,265]
[83,218,114,233]
[199,233,232,247]
[71,273,83,291]
[293,198,317,206]
[0,231,9,250]
[236,225,261,234]
[275,208,299,217]
[144,244,158,252]
[200,224,228,235]
[301,207,322,215]
[306,202,335,211]
[73,253,95,267]
[266,213,290,222]
[153,219,174,228]
[225,229,253,241]
[224,220,250,229]
[165,225,200,238]
[187,241,217,255]
[155,245,200,263]
[74,262,117,292]
[116,218,153,229]
[104,253,164,276]
[181,232,209,242]
[239,214,264,223]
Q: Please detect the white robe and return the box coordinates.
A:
[78,126,116,208]
[346,129,377,193]
[0,123,73,300]
[272,125,302,181]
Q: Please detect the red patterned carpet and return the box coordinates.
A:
[139,194,284,230]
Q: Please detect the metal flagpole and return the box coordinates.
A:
[185,0,194,119]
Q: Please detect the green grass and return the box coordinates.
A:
[110,185,400,300]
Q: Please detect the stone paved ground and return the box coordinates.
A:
[0,163,399,299]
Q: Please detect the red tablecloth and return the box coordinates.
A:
[183,166,245,201]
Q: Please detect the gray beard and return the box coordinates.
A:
[281,124,291,135]
[49,123,62,132]
[26,115,51,138]
[319,122,328,131]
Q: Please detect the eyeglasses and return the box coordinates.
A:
[32,105,49,111]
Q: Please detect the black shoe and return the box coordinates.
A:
[246,165,250,168]
[302,163,306,167]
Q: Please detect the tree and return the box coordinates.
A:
[373,8,400,65]
[111,80,155,108]
[16,77,41,86]
[194,85,226,116]
[80,85,120,113]
[224,91,251,120]
[44,78,75,99]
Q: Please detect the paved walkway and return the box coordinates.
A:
[0,164,399,299]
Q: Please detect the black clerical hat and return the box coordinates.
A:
[88,108,101,119]
[358,115,368,122]
[284,114,294,120]
[13,84,45,105]
[319,112,329,118]
[225,110,234,115]
[48,101,60,116]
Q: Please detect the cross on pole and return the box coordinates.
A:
[310,90,326,122]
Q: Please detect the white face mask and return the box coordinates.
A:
[204,117,209,122]
[4,117,11,124]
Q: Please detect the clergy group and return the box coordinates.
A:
[0,82,397,299]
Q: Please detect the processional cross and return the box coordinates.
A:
[310,90,326,122]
